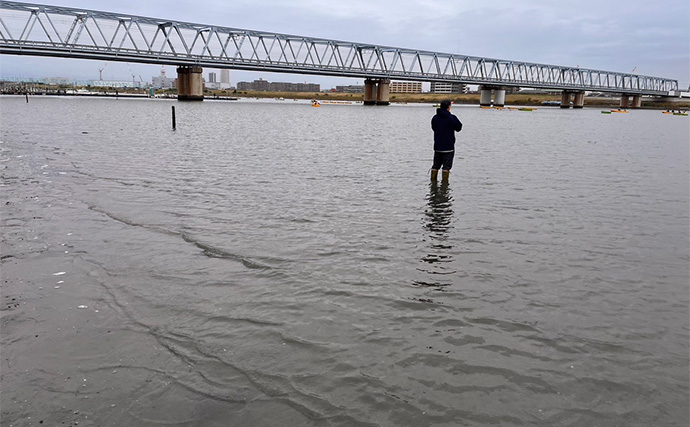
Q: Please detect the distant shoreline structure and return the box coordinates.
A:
[1,87,688,109]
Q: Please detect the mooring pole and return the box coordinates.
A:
[25,92,28,103]
[172,106,176,130]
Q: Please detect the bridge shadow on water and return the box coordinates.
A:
[415,180,457,291]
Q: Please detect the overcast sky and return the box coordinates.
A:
[1,0,688,89]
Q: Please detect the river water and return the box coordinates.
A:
[1,96,688,426]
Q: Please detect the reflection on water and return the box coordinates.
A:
[416,181,456,290]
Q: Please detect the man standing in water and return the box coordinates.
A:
[431,99,463,181]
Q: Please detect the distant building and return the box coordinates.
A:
[91,80,144,88]
[217,69,232,89]
[238,78,269,91]
[203,70,232,90]
[152,75,176,89]
[430,82,467,94]
[269,82,320,92]
[152,66,175,89]
[335,85,363,93]
[390,81,422,93]
[237,79,320,92]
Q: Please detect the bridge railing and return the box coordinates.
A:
[0,1,679,95]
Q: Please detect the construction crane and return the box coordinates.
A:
[126,63,139,87]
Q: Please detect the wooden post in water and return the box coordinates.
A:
[25,92,29,103]
[172,106,176,130]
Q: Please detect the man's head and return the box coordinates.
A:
[440,99,452,111]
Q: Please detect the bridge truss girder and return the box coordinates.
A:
[0,1,679,95]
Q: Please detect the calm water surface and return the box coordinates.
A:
[1,96,688,426]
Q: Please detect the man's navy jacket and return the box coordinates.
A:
[431,108,463,152]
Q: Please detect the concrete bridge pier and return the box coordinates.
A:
[176,66,204,101]
[573,91,585,108]
[561,91,572,108]
[619,95,630,109]
[363,79,391,105]
[631,95,642,109]
[493,89,506,107]
[364,79,377,105]
[479,86,506,107]
[479,88,492,106]
[376,79,391,105]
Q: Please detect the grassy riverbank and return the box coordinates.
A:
[4,85,686,109]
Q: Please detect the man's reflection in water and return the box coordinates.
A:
[416,181,455,290]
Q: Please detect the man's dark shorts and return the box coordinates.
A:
[432,151,454,171]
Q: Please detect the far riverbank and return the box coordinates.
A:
[3,89,688,109]
[218,90,690,109]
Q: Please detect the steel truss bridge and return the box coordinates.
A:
[0,1,679,96]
